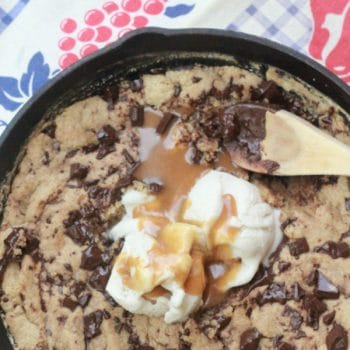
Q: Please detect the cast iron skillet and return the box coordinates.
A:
[0,28,349,349]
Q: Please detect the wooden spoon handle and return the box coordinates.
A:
[262,110,350,176]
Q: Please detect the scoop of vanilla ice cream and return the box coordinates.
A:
[109,189,154,241]
[184,170,282,288]
[106,228,202,323]
[106,170,282,323]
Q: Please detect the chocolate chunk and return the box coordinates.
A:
[103,310,111,320]
[216,315,231,332]
[240,328,261,350]
[179,340,192,350]
[284,91,305,117]
[210,78,237,100]
[70,281,86,297]
[65,148,79,159]
[88,186,120,209]
[272,335,283,348]
[278,261,291,273]
[323,311,336,325]
[88,185,105,199]
[78,293,92,308]
[107,165,119,176]
[0,228,40,287]
[295,330,306,339]
[224,103,272,165]
[314,241,350,259]
[156,112,177,135]
[340,231,350,241]
[129,105,144,126]
[80,203,99,219]
[246,264,273,295]
[174,84,182,97]
[69,163,89,180]
[192,76,202,83]
[25,233,40,256]
[117,175,133,189]
[89,266,111,292]
[96,143,115,159]
[290,312,303,331]
[97,125,118,145]
[122,149,136,164]
[4,229,21,248]
[251,80,283,104]
[63,210,82,227]
[303,294,327,330]
[42,151,50,165]
[148,182,163,193]
[306,269,318,286]
[189,147,203,164]
[232,84,244,98]
[80,244,103,271]
[105,292,118,307]
[288,237,309,258]
[326,323,348,350]
[289,282,305,301]
[41,123,56,138]
[84,310,104,339]
[82,143,99,154]
[345,198,350,211]
[65,222,93,245]
[281,218,297,231]
[315,271,339,299]
[245,307,253,318]
[62,297,78,311]
[260,159,280,174]
[127,160,140,175]
[283,306,303,330]
[128,333,141,346]
[321,115,333,125]
[312,175,338,191]
[57,316,67,325]
[221,108,240,142]
[257,282,288,306]
[101,250,113,264]
[277,342,295,350]
[130,78,143,92]
[202,110,223,139]
[64,263,73,272]
[102,85,119,111]
[114,317,123,333]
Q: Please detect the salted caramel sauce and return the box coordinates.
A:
[143,286,169,300]
[184,248,207,295]
[209,194,238,247]
[204,258,241,308]
[116,255,146,292]
[126,110,241,305]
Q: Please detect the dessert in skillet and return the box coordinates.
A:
[0,64,349,349]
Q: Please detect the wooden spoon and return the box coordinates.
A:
[228,109,350,176]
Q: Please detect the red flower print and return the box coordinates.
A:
[309,0,350,83]
[58,0,167,69]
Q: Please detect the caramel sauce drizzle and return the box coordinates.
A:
[121,111,241,306]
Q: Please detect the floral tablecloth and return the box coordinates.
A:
[0,0,349,136]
